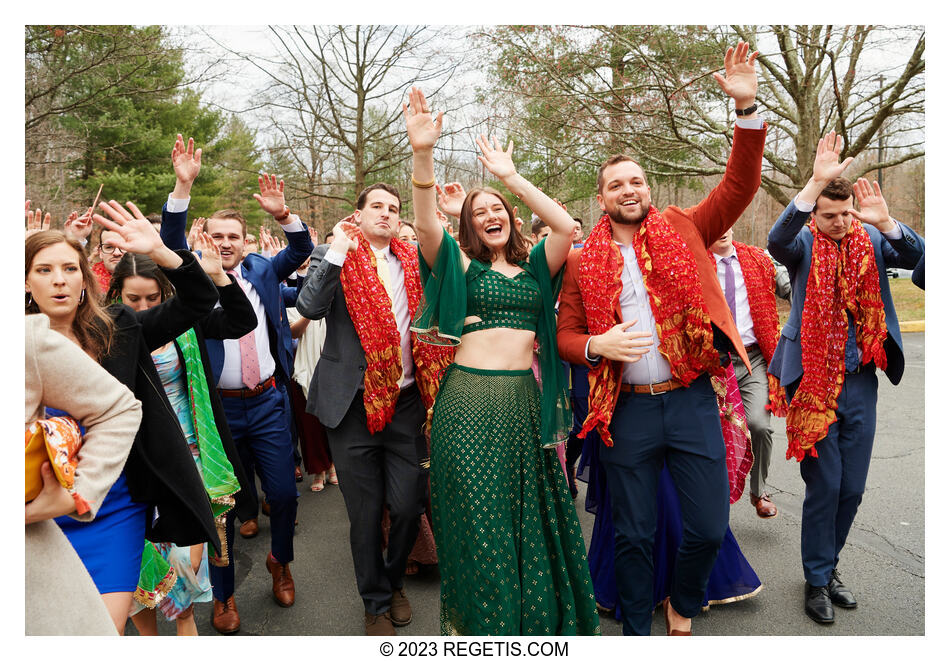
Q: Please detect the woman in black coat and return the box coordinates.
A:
[26,206,248,632]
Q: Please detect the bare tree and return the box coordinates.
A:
[478,25,924,209]
[218,25,460,220]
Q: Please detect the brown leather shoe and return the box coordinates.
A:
[265,552,295,607]
[751,493,778,518]
[212,596,240,634]
[390,588,412,626]
[365,611,395,635]
[662,597,691,636]
[239,517,259,538]
[261,500,271,517]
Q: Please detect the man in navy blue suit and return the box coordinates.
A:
[767,131,923,626]
[160,134,313,633]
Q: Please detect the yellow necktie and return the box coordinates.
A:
[374,249,394,302]
[374,248,403,386]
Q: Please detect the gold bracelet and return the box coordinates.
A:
[411,175,436,189]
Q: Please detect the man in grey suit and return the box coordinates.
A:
[296,183,427,636]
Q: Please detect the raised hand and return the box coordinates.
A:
[436,182,466,218]
[192,231,230,284]
[851,178,895,231]
[330,215,360,254]
[93,200,166,256]
[308,226,320,244]
[171,133,202,185]
[253,173,287,219]
[63,208,94,243]
[811,131,854,184]
[403,86,444,152]
[25,200,52,237]
[712,41,759,108]
[476,135,517,181]
[187,217,206,249]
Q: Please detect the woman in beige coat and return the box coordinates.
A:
[25,314,142,635]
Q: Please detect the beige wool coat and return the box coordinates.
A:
[25,314,142,635]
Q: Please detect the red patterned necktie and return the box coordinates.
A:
[228,269,261,389]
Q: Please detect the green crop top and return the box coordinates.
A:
[461,264,542,335]
[411,229,571,450]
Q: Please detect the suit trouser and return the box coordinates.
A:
[790,368,878,587]
[601,374,730,636]
[326,386,427,615]
[730,346,773,497]
[211,384,299,600]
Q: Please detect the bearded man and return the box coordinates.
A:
[556,41,765,636]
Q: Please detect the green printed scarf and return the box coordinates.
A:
[176,327,240,565]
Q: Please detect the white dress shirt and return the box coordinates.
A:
[714,249,758,347]
[217,266,277,389]
[326,244,415,388]
[216,217,305,389]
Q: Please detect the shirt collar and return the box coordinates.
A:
[714,247,737,263]
[372,244,392,261]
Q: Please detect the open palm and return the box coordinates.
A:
[93,200,164,254]
[712,41,759,105]
[403,87,443,152]
[476,135,516,180]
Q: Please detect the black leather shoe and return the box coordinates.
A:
[828,569,857,608]
[805,583,835,624]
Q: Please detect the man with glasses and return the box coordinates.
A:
[92,228,127,294]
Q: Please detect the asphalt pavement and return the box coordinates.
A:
[127,332,924,637]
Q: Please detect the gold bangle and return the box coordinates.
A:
[411,175,436,189]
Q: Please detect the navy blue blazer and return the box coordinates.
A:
[161,203,313,384]
[766,200,923,388]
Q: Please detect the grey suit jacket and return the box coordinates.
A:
[295,244,369,429]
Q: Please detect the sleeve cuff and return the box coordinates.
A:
[166,194,190,213]
[584,337,601,364]
[325,248,347,267]
[735,117,765,130]
[793,195,815,213]
[278,216,305,233]
[882,221,904,240]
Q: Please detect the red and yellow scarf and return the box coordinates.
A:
[710,242,789,418]
[340,234,454,433]
[785,220,887,461]
[578,210,721,446]
[92,261,111,295]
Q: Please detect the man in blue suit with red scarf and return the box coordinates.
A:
[767,131,922,626]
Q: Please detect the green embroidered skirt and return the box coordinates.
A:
[430,364,600,635]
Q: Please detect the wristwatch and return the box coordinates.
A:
[274,206,291,222]
[735,103,758,117]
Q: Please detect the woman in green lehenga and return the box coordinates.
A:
[403,87,599,635]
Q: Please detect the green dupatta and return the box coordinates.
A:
[175,327,240,565]
[411,229,571,449]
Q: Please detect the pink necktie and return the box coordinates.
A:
[228,269,261,389]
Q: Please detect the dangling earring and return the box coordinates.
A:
[27,293,33,308]
[79,289,86,304]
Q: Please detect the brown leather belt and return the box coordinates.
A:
[218,376,276,399]
[620,379,684,395]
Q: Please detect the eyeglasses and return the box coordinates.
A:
[99,243,126,255]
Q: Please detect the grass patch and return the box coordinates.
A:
[776,277,924,327]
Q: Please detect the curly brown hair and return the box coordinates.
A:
[458,187,530,264]
[25,231,115,360]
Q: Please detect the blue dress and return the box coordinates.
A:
[50,407,147,594]
[577,430,761,618]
